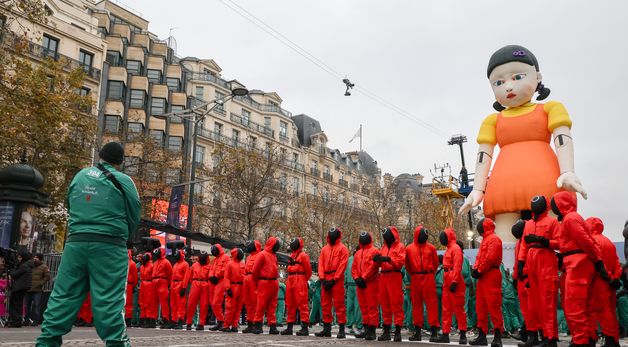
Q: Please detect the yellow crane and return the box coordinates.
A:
[430,163,464,229]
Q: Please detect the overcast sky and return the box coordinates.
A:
[130,0,628,241]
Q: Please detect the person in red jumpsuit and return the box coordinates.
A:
[470,218,503,347]
[185,252,210,330]
[139,252,156,328]
[281,237,312,336]
[125,249,138,327]
[373,226,406,342]
[436,227,467,344]
[242,240,262,333]
[551,191,610,347]
[75,294,92,327]
[169,249,189,329]
[516,196,560,347]
[251,237,282,335]
[586,217,622,347]
[151,247,173,329]
[222,248,245,333]
[208,244,229,331]
[405,225,440,342]
[352,231,380,341]
[316,227,349,338]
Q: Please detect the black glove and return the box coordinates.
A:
[355,278,367,289]
[595,260,611,282]
[179,288,186,297]
[523,234,538,243]
[323,279,336,290]
[449,282,457,293]
[517,261,525,278]
[557,254,564,270]
[209,276,219,285]
[226,288,233,297]
[610,279,622,290]
[523,234,550,248]
[471,269,481,279]
[512,279,518,290]
[373,255,391,263]
[288,258,296,266]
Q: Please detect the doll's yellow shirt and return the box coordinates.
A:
[476,101,572,145]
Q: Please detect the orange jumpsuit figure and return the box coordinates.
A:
[76,293,92,326]
[152,247,173,328]
[139,252,156,328]
[125,250,138,326]
[251,237,281,335]
[374,226,406,342]
[471,218,503,347]
[170,249,189,329]
[586,217,622,347]
[316,227,349,339]
[436,228,467,344]
[185,252,210,330]
[223,248,245,332]
[352,231,380,341]
[281,238,312,336]
[242,240,261,333]
[208,244,229,331]
[551,191,609,347]
[405,226,439,342]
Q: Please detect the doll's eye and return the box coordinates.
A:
[493,80,504,87]
[513,73,527,81]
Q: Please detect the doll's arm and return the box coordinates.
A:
[459,143,494,214]
[553,126,587,199]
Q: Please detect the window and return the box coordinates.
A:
[264,117,271,128]
[127,122,143,140]
[323,188,330,202]
[279,174,287,191]
[324,165,330,175]
[151,98,166,115]
[232,130,240,146]
[77,87,90,96]
[212,154,220,170]
[279,121,288,138]
[293,153,299,163]
[241,110,250,126]
[195,146,205,164]
[126,60,142,75]
[107,80,125,100]
[166,169,180,185]
[149,129,164,147]
[104,115,120,133]
[170,105,184,123]
[214,91,225,113]
[311,182,318,196]
[129,90,145,109]
[195,86,204,100]
[105,50,122,66]
[123,156,140,175]
[293,177,300,195]
[194,184,203,201]
[166,78,180,92]
[147,69,161,83]
[168,136,182,151]
[78,50,93,72]
[214,122,223,136]
[249,136,257,148]
[42,34,59,59]
[311,160,317,170]
[279,148,286,160]
[145,163,158,182]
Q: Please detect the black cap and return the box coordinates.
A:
[487,45,539,78]
[99,142,124,165]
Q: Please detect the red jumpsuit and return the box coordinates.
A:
[170,250,190,323]
[318,230,349,324]
[243,240,261,323]
[252,237,280,325]
[139,256,155,319]
[125,250,138,319]
[224,248,245,329]
[554,191,602,345]
[378,226,406,327]
[405,226,439,328]
[77,293,92,324]
[351,233,380,327]
[209,244,229,323]
[185,260,210,326]
[285,238,312,324]
[441,228,467,334]
[586,217,622,341]
[152,248,173,321]
[513,230,540,334]
[518,205,560,340]
[473,219,503,334]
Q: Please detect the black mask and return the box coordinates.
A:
[520,210,533,221]
[439,231,448,246]
[531,195,547,219]
[550,198,563,221]
[511,219,525,239]
[211,245,220,257]
[272,239,282,253]
[359,231,371,246]
[152,248,161,261]
[328,228,340,245]
[246,241,257,254]
[174,251,181,262]
[382,227,395,246]
[476,218,486,236]
[235,248,244,261]
[417,228,428,244]
[141,253,150,264]
[199,253,209,265]
[289,238,300,252]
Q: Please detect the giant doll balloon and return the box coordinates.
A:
[459,45,587,241]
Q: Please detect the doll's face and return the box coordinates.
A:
[489,61,541,108]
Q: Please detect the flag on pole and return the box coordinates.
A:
[349,126,361,143]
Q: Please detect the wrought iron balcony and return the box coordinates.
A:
[339,179,349,187]
[187,72,231,89]
[323,172,333,182]
[310,167,320,177]
[230,113,274,138]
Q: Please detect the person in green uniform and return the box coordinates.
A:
[557,288,569,335]
[276,279,286,326]
[37,142,141,347]
[402,267,414,330]
[345,255,363,335]
[310,278,322,326]
[500,264,523,335]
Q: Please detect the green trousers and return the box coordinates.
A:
[276,299,285,325]
[617,295,628,333]
[403,289,413,329]
[37,241,129,347]
[345,284,363,329]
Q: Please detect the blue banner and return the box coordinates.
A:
[167,185,184,227]
[0,201,15,248]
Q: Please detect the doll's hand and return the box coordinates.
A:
[459,190,484,215]
[557,172,588,200]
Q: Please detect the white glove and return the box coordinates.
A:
[459,190,484,215]
[557,172,587,200]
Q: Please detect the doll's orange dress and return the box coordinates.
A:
[477,102,571,218]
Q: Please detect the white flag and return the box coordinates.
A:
[349,127,361,143]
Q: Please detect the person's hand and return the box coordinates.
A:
[179,288,186,297]
[557,172,587,200]
[471,269,481,279]
[517,261,525,278]
[226,288,233,297]
[288,258,296,266]
[609,279,622,291]
[459,190,484,215]
[449,282,457,293]
[373,255,390,263]
[209,276,219,285]
[595,261,611,282]
[355,278,367,289]
[323,279,336,290]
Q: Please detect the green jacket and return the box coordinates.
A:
[66,162,141,246]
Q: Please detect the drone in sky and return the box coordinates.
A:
[342,78,355,96]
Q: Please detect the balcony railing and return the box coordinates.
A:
[284,160,305,172]
[278,134,289,143]
[260,104,292,118]
[323,172,333,182]
[187,72,231,89]
[339,179,349,187]
[230,113,274,138]
[310,167,320,177]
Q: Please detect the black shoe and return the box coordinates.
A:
[242,321,253,333]
[173,320,183,330]
[491,329,502,347]
[430,326,439,342]
[460,330,468,345]
[511,329,526,342]
[186,324,192,331]
[518,330,540,347]
[196,324,204,331]
[230,327,238,333]
[296,323,309,336]
[125,318,132,326]
[365,325,376,341]
[337,324,346,339]
[315,323,332,337]
[378,324,392,341]
[281,323,293,335]
[252,322,263,334]
[146,319,157,329]
[542,338,558,347]
[355,325,367,338]
[409,325,422,341]
[209,321,223,331]
[269,324,279,335]
[470,329,488,346]
[393,325,402,342]
[436,333,451,343]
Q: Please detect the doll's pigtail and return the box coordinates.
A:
[536,82,551,100]
[493,101,506,112]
